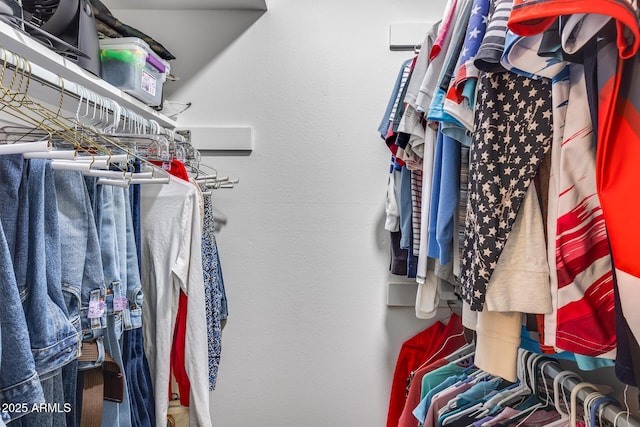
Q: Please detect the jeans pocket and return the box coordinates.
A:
[27,298,80,377]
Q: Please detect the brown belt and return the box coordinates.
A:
[77,341,124,427]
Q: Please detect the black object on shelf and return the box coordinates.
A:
[22,0,101,76]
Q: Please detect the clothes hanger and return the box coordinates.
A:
[0,55,119,159]
[491,350,533,410]
[444,341,476,362]
[583,391,614,427]
[414,329,468,373]
[0,60,79,156]
[538,368,580,427]
[474,351,538,419]
[613,411,631,427]
[0,49,174,184]
[570,383,599,427]
[501,359,557,427]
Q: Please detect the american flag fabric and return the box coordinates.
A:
[508,0,640,58]
[548,64,616,357]
[449,0,491,101]
[460,71,553,310]
[443,0,490,132]
[506,0,640,377]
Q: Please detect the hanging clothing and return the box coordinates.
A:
[507,0,639,59]
[460,71,553,311]
[140,175,212,426]
[505,0,640,383]
[386,314,465,427]
[0,209,44,424]
[474,0,514,72]
[443,0,491,134]
[398,358,451,427]
[198,183,224,391]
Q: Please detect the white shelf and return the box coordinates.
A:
[180,126,253,153]
[389,22,434,51]
[0,19,176,129]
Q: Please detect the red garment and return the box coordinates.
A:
[397,359,449,427]
[507,0,639,59]
[170,293,190,406]
[153,159,192,406]
[386,313,465,427]
[151,159,190,181]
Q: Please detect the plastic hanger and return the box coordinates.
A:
[492,350,532,410]
[583,391,610,427]
[539,368,579,427]
[570,382,598,427]
[444,342,476,363]
[490,356,556,427]
[613,411,631,427]
[414,329,468,373]
[474,352,534,419]
[0,138,48,155]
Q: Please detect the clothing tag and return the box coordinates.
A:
[113,297,128,312]
[88,299,106,319]
[88,290,105,330]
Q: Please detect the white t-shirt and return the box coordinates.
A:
[141,177,211,427]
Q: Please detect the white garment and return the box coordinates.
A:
[416,0,458,113]
[398,23,439,160]
[385,169,401,232]
[543,69,568,348]
[416,126,438,284]
[141,178,211,427]
[475,310,522,382]
[415,258,441,319]
[403,22,439,109]
[484,185,552,314]
[461,301,478,331]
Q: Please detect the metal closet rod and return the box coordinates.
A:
[543,361,640,427]
[0,46,182,141]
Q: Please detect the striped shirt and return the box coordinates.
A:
[411,169,423,256]
[474,0,513,72]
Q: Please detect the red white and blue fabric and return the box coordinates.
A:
[443,0,490,133]
[548,65,616,357]
[449,0,490,102]
[460,71,553,310]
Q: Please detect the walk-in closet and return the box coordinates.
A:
[0,0,639,426]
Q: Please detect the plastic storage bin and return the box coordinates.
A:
[99,37,170,107]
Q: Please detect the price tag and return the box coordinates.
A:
[88,299,106,319]
[113,297,128,312]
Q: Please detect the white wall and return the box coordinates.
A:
[114,0,450,425]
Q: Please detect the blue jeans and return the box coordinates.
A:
[0,157,79,423]
[89,184,132,427]
[55,169,108,427]
[55,170,107,342]
[9,371,67,427]
[0,220,44,423]
[123,187,143,331]
[24,160,79,377]
[123,328,155,427]
[125,177,155,427]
